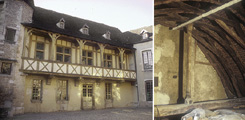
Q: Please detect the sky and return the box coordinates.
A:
[34,0,153,32]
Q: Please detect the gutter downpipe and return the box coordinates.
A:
[133,49,140,107]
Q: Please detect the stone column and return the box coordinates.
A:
[118,48,125,69]
[22,28,32,57]
[48,33,60,61]
[76,39,86,64]
[98,43,106,67]
[185,24,195,104]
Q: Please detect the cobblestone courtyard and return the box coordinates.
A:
[11,107,152,120]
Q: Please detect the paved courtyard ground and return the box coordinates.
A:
[11,107,152,120]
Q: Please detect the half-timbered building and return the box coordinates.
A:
[0,0,141,116]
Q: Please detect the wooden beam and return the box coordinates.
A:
[172,0,242,30]
[154,98,245,118]
[155,0,221,6]
[215,19,245,48]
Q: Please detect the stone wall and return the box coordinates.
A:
[0,0,33,116]
[154,25,227,105]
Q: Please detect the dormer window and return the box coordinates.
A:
[56,18,65,29]
[140,29,148,39]
[103,31,111,40]
[80,24,89,35]
[143,32,148,39]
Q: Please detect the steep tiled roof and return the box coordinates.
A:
[22,7,140,49]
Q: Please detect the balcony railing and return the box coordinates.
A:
[21,57,136,80]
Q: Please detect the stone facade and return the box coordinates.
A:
[0,0,33,116]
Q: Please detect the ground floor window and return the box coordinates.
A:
[0,62,12,75]
[32,79,42,101]
[57,80,68,100]
[105,83,112,99]
[145,80,152,101]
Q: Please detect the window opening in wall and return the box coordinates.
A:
[143,32,148,39]
[80,24,89,35]
[56,46,71,63]
[0,62,12,75]
[105,83,112,99]
[57,80,68,101]
[142,50,153,70]
[5,28,16,43]
[103,31,111,40]
[83,84,93,97]
[0,1,4,9]
[36,42,44,60]
[145,80,152,101]
[57,18,65,29]
[104,54,112,68]
[32,79,42,101]
[82,50,93,65]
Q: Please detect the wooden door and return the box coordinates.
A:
[82,84,93,110]
[105,83,113,108]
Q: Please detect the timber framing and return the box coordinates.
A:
[155,0,245,98]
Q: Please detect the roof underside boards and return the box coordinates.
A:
[155,0,245,98]
[22,7,143,49]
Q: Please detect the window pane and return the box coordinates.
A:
[88,52,92,57]
[1,62,11,74]
[108,61,112,68]
[64,55,70,63]
[106,83,112,99]
[82,57,87,64]
[145,81,152,101]
[36,43,44,50]
[57,47,63,53]
[83,85,86,97]
[56,54,63,62]
[32,80,42,100]
[64,48,70,54]
[36,51,44,60]
[88,59,93,65]
[107,55,111,60]
[57,80,68,101]
[82,51,86,56]
[5,28,16,42]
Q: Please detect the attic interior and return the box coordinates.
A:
[154,0,245,119]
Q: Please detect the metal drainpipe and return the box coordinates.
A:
[133,49,139,107]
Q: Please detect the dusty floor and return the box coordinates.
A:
[10,107,152,120]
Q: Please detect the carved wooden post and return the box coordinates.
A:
[76,39,86,64]
[118,48,125,69]
[22,28,32,57]
[48,33,60,61]
[185,24,195,104]
[98,43,106,67]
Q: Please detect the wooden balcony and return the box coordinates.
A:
[20,57,136,80]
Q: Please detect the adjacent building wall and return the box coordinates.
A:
[154,25,227,105]
[134,41,153,107]
[0,0,33,116]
